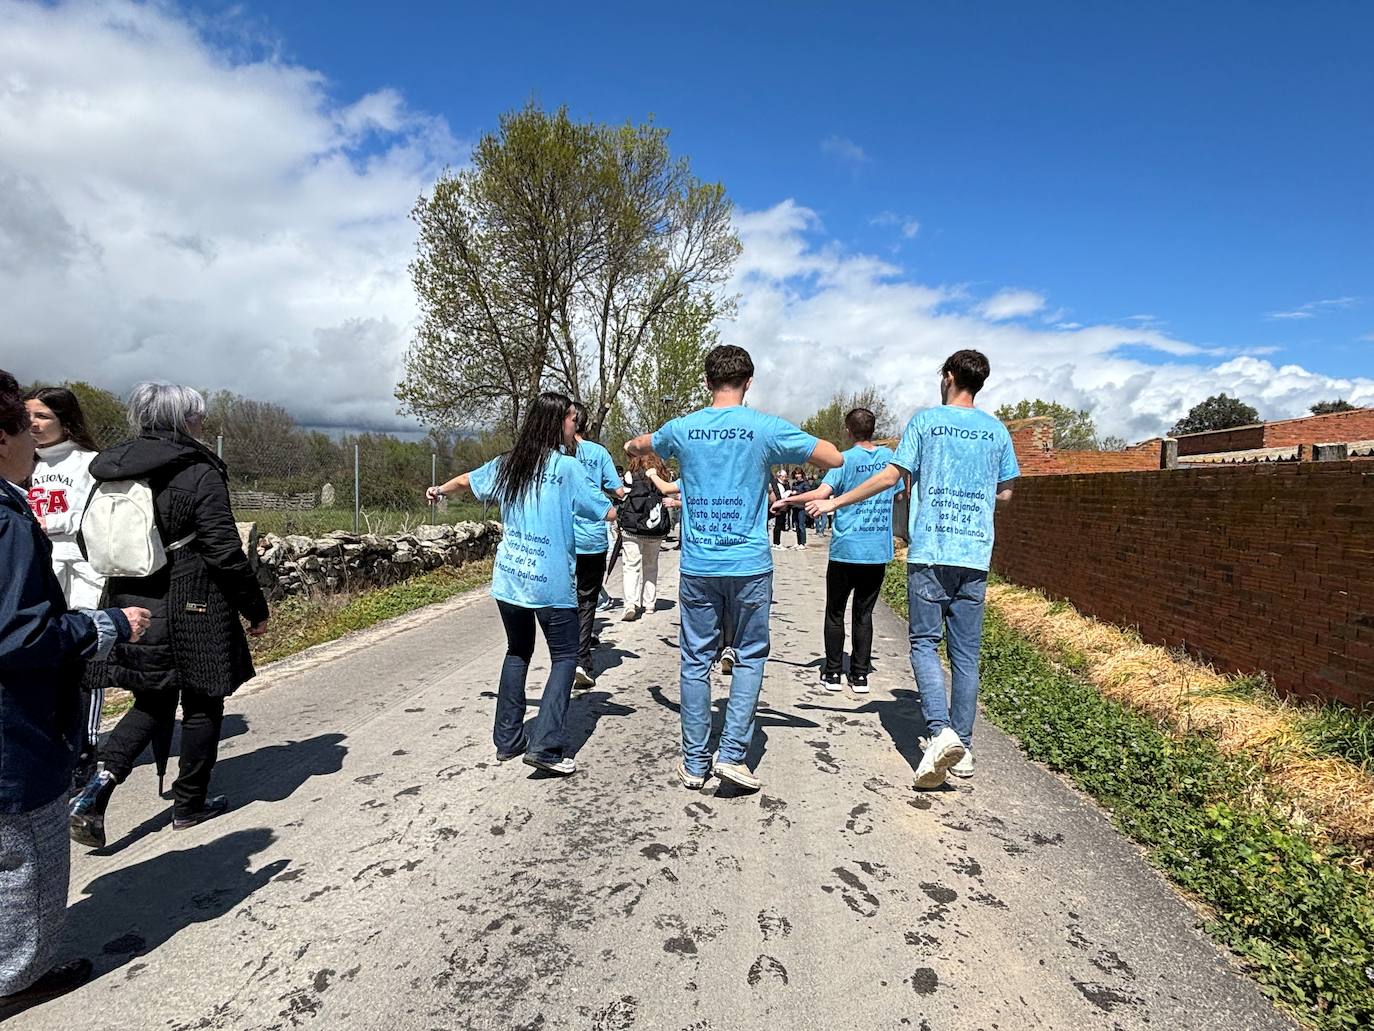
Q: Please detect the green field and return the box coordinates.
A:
[234,501,493,538]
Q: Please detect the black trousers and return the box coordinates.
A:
[575,551,607,668]
[101,688,225,817]
[823,560,887,677]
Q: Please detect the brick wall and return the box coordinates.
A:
[1177,407,1374,456]
[1007,417,1163,476]
[992,462,1374,707]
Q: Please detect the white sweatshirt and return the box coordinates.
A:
[27,439,99,561]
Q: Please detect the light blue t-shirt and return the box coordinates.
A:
[891,406,1019,571]
[652,406,819,578]
[822,444,898,565]
[468,451,611,608]
[573,439,621,555]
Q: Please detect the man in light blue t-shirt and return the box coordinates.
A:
[626,345,842,792]
[776,406,900,694]
[808,350,1018,790]
[570,403,625,688]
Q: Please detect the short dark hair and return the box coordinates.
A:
[571,400,590,435]
[941,349,991,395]
[845,407,876,441]
[704,345,754,390]
[0,370,27,435]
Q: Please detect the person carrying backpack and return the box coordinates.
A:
[618,454,674,621]
[68,383,270,848]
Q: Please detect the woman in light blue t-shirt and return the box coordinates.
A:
[428,392,614,776]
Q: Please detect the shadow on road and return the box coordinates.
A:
[799,688,930,777]
[65,828,286,987]
[95,733,348,856]
[561,689,636,759]
[646,684,820,775]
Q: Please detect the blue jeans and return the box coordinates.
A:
[495,601,579,762]
[907,564,989,747]
[678,572,773,775]
[815,512,828,535]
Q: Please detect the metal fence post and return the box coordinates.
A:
[430,452,437,525]
[353,443,361,534]
[216,435,224,460]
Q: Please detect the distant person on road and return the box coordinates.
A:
[24,386,108,787]
[625,345,842,792]
[806,350,1017,788]
[69,383,271,848]
[570,403,625,688]
[618,454,674,622]
[0,369,147,1016]
[428,392,616,776]
[775,407,900,694]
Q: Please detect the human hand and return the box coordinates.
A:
[805,498,837,518]
[248,618,269,637]
[769,499,789,514]
[121,607,152,642]
[426,486,445,504]
[664,498,682,510]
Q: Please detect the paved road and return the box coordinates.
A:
[14,542,1293,1031]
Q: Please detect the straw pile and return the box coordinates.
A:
[987,581,1374,853]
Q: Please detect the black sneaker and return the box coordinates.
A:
[820,671,843,692]
[68,765,117,848]
[173,795,229,831]
[848,673,870,694]
[0,958,93,1015]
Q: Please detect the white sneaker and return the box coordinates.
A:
[574,666,595,688]
[523,755,576,775]
[719,648,736,675]
[914,728,966,789]
[949,747,974,778]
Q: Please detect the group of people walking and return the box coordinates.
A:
[0,342,1017,1013]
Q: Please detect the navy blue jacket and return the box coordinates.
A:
[0,480,101,812]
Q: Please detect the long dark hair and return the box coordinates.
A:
[23,386,100,451]
[492,392,573,506]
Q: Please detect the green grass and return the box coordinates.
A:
[249,559,494,664]
[1295,703,1374,770]
[237,502,491,538]
[884,559,1374,1030]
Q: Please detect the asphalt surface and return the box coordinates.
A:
[11,540,1296,1031]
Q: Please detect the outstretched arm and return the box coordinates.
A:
[805,463,903,518]
[771,482,833,513]
[808,439,844,470]
[624,434,656,458]
[427,472,472,503]
[646,469,681,496]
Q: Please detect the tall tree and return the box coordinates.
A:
[802,388,897,450]
[995,399,1098,451]
[623,294,719,433]
[1168,394,1260,436]
[1310,399,1358,415]
[398,103,739,439]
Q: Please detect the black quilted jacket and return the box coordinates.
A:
[89,432,269,698]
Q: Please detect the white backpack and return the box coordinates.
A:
[81,480,177,577]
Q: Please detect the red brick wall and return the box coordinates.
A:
[1007,417,1162,476]
[1177,407,1374,455]
[992,462,1374,707]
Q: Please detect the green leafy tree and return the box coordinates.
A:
[802,387,897,451]
[1098,435,1129,452]
[63,381,126,448]
[1168,394,1260,436]
[995,399,1098,451]
[1310,399,1357,415]
[398,103,739,439]
[623,294,719,433]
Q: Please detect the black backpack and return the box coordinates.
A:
[619,472,670,537]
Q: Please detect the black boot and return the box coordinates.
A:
[173,795,228,831]
[68,764,116,848]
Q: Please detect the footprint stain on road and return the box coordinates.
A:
[919,882,958,905]
[591,994,639,1031]
[910,967,939,995]
[747,955,789,987]
[758,910,792,940]
[822,866,880,917]
[805,739,840,775]
[663,936,697,956]
[845,803,873,835]
[1071,979,1141,1013]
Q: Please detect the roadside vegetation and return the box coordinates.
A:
[238,501,491,539]
[882,561,1374,1030]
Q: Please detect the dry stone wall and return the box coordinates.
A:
[242,520,502,599]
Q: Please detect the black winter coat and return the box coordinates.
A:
[0,482,95,812]
[89,432,269,698]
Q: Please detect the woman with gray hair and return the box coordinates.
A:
[68,383,270,847]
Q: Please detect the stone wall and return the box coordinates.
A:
[245,521,502,599]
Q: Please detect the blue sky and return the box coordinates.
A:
[248,0,1374,368]
[3,0,1371,436]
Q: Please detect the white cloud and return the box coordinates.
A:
[870,211,919,239]
[977,288,1046,321]
[1266,297,1361,320]
[0,0,458,429]
[820,134,868,168]
[727,202,1374,440]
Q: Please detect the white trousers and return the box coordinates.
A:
[52,557,105,610]
[621,534,662,611]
